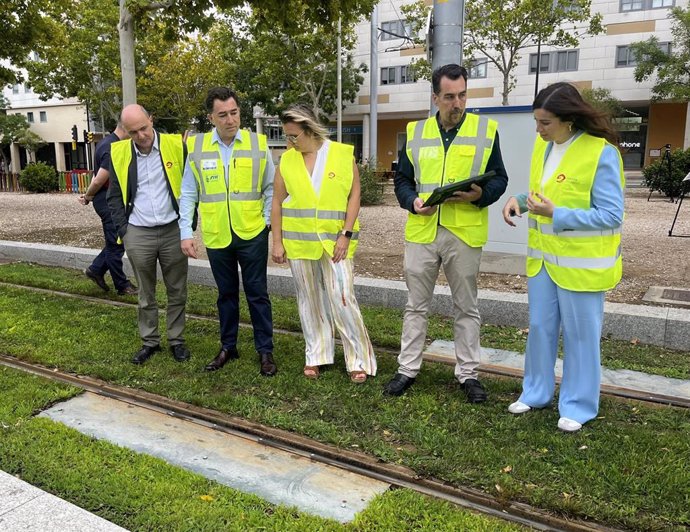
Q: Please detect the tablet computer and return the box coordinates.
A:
[422,170,497,208]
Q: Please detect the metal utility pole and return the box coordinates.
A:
[337,18,342,142]
[119,0,137,105]
[430,0,464,115]
[369,5,378,163]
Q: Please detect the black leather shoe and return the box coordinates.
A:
[204,347,239,371]
[259,352,277,377]
[84,268,110,291]
[461,378,487,403]
[132,344,160,365]
[117,284,138,296]
[383,373,416,396]
[171,343,190,362]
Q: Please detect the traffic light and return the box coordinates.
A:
[87,131,94,143]
[71,125,78,142]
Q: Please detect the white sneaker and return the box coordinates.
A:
[508,401,531,414]
[557,417,583,432]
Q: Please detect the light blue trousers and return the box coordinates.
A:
[519,266,605,424]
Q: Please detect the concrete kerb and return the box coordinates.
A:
[1,240,689,351]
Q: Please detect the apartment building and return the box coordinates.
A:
[1,80,90,173]
[346,0,690,170]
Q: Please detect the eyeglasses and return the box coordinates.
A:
[284,130,305,143]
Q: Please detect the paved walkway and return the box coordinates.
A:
[426,340,690,401]
[0,470,128,532]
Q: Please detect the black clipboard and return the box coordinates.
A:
[422,171,497,208]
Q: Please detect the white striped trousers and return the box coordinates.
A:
[289,254,376,375]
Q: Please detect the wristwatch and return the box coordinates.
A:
[340,230,353,239]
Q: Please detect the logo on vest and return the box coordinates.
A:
[328,171,336,179]
[556,173,566,183]
[165,161,173,169]
[205,175,219,183]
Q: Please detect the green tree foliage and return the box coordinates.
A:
[464,0,603,104]
[630,7,690,102]
[138,35,232,133]
[358,160,385,205]
[15,130,46,163]
[0,112,31,171]
[581,87,625,117]
[217,11,367,122]
[643,147,690,199]
[0,0,69,85]
[18,162,57,192]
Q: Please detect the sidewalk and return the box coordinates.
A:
[0,470,127,532]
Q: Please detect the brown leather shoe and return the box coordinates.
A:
[204,347,238,372]
[259,352,277,377]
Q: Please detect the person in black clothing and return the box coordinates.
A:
[79,122,137,295]
[383,64,509,401]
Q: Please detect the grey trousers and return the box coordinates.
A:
[398,226,482,383]
[122,222,188,347]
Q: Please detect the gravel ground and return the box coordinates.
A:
[1,188,688,305]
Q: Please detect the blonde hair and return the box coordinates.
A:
[280,104,329,141]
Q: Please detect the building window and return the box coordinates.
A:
[40,111,47,122]
[24,85,31,93]
[381,65,417,85]
[529,50,578,73]
[620,0,673,10]
[380,20,413,41]
[27,112,34,123]
[468,59,488,79]
[616,42,670,67]
[12,84,20,94]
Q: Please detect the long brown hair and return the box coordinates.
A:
[533,83,619,145]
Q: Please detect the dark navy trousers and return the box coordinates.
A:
[89,189,129,291]
[206,227,273,354]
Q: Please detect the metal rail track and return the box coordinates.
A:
[0,353,625,532]
[2,281,689,409]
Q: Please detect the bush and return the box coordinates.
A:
[358,160,385,206]
[18,162,58,193]
[642,148,690,199]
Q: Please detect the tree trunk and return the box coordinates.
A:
[502,72,510,106]
[119,0,137,106]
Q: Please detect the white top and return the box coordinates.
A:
[310,140,331,196]
[541,134,577,189]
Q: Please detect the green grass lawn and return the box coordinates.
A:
[0,262,687,379]
[0,367,522,531]
[0,267,689,530]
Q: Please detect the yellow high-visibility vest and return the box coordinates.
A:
[186,130,268,248]
[110,133,185,209]
[404,113,497,247]
[280,141,359,260]
[526,133,624,291]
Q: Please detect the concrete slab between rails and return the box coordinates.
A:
[425,343,690,402]
[0,469,128,532]
[39,392,390,523]
[1,240,689,351]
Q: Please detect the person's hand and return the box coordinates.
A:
[502,197,522,227]
[332,234,350,263]
[272,241,286,264]
[527,191,554,218]
[181,238,198,259]
[413,197,437,216]
[78,194,89,206]
[447,183,482,203]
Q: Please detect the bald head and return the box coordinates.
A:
[120,104,154,153]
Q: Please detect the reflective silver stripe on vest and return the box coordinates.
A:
[528,218,622,237]
[417,183,437,193]
[201,192,226,203]
[407,120,439,185]
[450,116,493,177]
[282,208,346,220]
[234,132,267,193]
[527,245,621,269]
[230,191,262,200]
[283,230,360,242]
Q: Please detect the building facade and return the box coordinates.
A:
[2,81,91,173]
[345,0,690,170]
